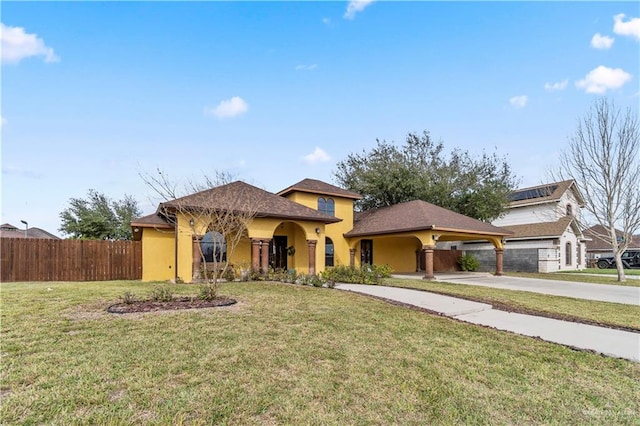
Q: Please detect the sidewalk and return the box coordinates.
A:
[336,283,640,362]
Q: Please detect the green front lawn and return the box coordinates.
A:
[1,281,638,424]
[384,277,640,330]
[506,271,640,287]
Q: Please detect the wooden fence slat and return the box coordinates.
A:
[0,239,142,282]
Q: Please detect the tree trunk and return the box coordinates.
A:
[614,252,626,282]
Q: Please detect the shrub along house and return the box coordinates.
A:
[132,178,512,282]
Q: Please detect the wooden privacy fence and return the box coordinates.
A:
[434,249,462,272]
[1,239,142,282]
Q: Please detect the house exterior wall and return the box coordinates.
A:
[361,236,421,273]
[493,204,557,226]
[141,228,175,281]
[494,188,583,227]
[282,192,354,268]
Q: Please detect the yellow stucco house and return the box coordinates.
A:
[131,178,511,282]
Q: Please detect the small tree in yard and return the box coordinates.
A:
[141,169,259,297]
[555,98,639,282]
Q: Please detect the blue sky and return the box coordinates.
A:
[2,1,639,237]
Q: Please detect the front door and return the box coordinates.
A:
[361,239,373,265]
[270,236,288,271]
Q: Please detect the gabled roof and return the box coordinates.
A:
[344,200,511,238]
[508,180,584,208]
[583,225,640,251]
[131,213,173,229]
[161,181,341,224]
[277,178,362,200]
[502,217,577,240]
[0,224,60,239]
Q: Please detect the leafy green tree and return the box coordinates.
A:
[334,131,519,221]
[59,190,142,240]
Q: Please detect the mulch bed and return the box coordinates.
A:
[107,297,237,314]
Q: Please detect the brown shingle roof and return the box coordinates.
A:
[345,200,511,237]
[509,180,584,208]
[277,178,362,200]
[583,225,640,251]
[502,217,574,240]
[0,224,60,239]
[131,213,173,229]
[162,181,341,224]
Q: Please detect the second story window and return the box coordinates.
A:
[566,204,573,216]
[318,197,335,216]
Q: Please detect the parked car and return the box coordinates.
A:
[596,250,640,269]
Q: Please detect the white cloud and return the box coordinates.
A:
[509,95,528,109]
[613,14,640,40]
[0,115,6,127]
[544,80,568,92]
[205,96,248,119]
[1,23,59,65]
[303,147,331,164]
[575,65,632,94]
[295,64,317,71]
[590,33,614,49]
[322,17,331,25]
[344,0,374,20]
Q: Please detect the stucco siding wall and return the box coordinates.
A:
[141,228,175,281]
[282,191,355,273]
[366,237,420,273]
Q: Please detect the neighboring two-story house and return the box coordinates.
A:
[460,180,587,272]
[132,178,512,282]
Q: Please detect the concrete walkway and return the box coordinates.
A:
[336,283,640,362]
[392,272,640,305]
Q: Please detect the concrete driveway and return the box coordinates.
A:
[392,272,640,305]
[336,283,640,362]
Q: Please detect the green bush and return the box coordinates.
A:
[149,285,174,302]
[321,264,393,285]
[222,266,236,282]
[198,283,217,301]
[119,291,137,304]
[457,254,480,272]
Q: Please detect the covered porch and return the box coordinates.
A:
[344,200,512,279]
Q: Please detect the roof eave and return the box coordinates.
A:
[277,187,362,200]
[345,225,512,238]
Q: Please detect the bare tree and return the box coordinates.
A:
[141,169,259,295]
[555,98,639,281]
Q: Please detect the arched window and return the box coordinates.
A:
[318,197,326,214]
[566,204,573,216]
[318,197,335,216]
[325,237,334,267]
[565,242,572,266]
[201,231,227,263]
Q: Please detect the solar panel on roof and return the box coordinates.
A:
[508,185,557,202]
